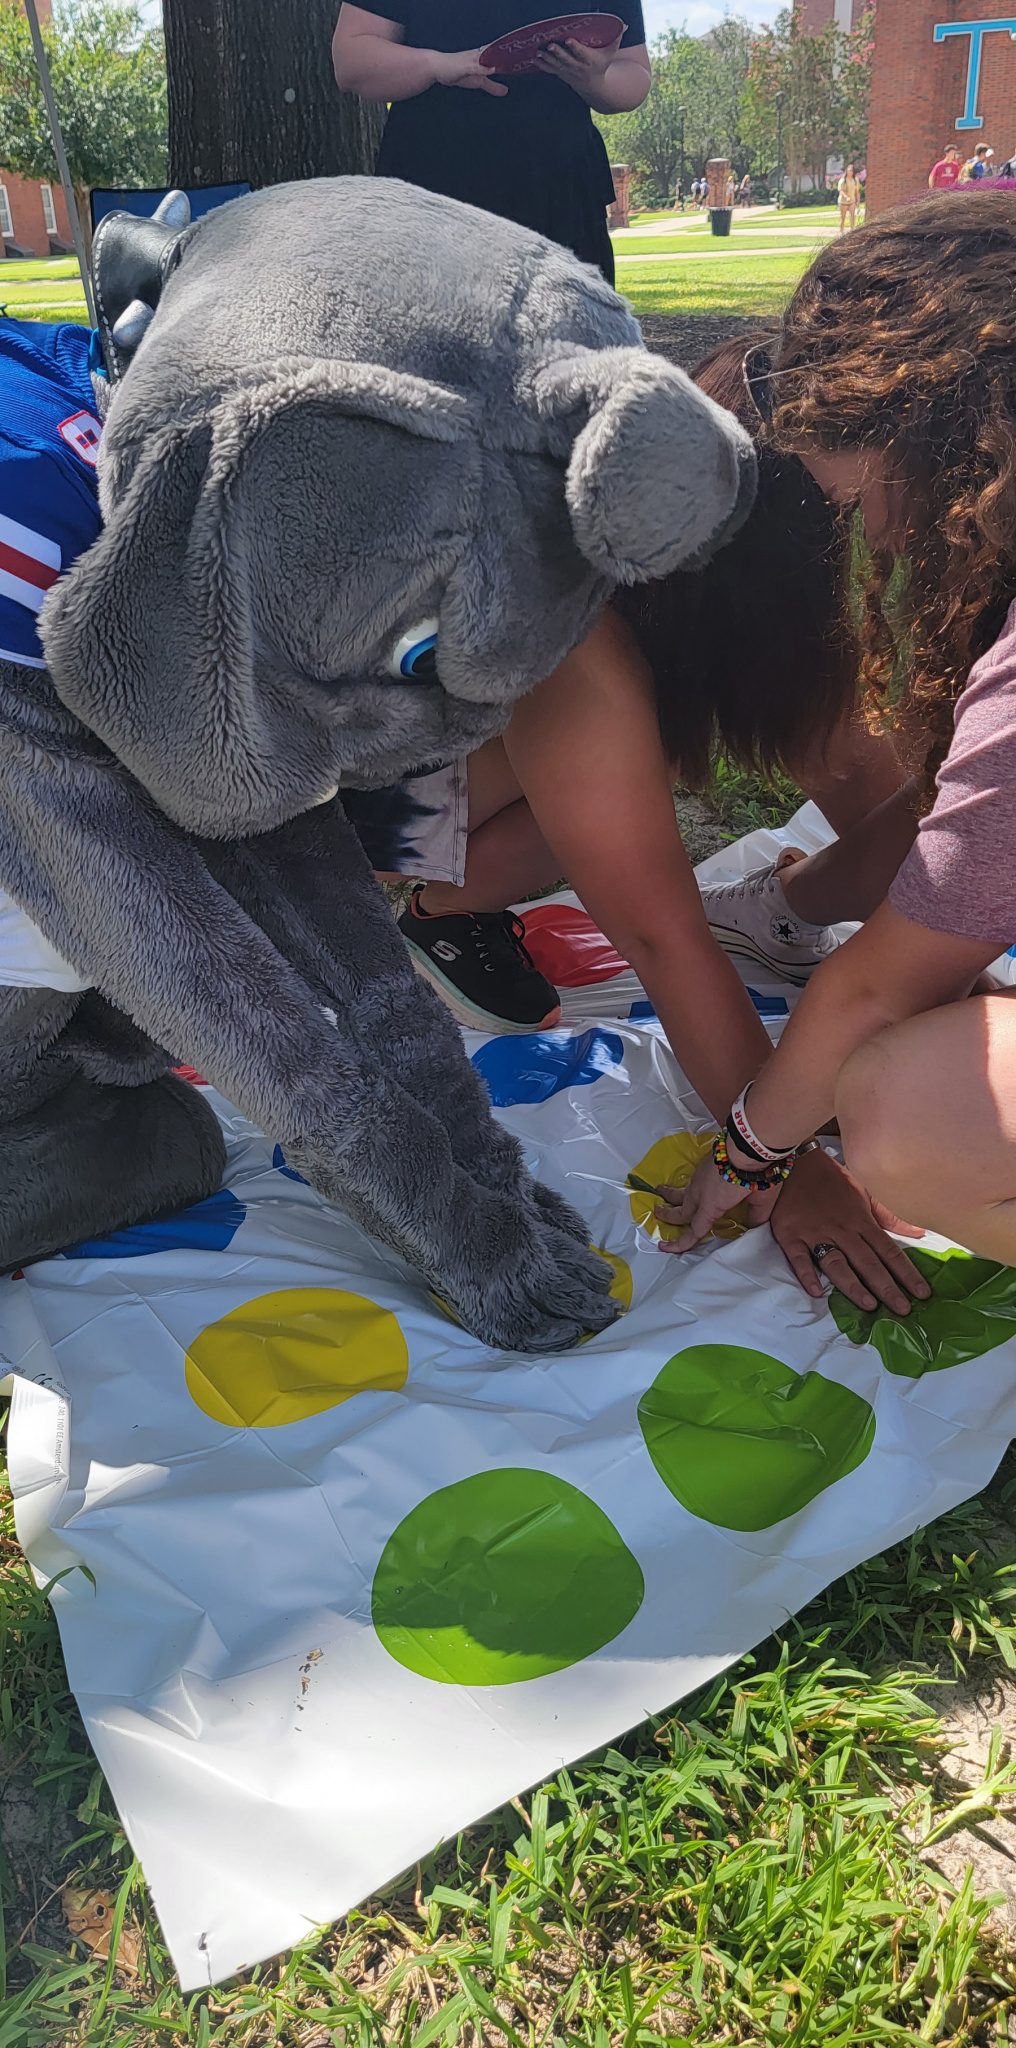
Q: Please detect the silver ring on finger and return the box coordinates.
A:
[810,1241,837,1265]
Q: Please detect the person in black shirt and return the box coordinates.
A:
[332,1,650,281]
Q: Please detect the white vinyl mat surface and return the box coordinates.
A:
[4,810,1016,1989]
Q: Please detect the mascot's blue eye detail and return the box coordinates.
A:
[389,620,439,681]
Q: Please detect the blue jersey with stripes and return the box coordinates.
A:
[0,319,102,670]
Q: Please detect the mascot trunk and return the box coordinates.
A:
[0,177,754,1350]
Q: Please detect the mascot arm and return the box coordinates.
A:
[0,669,614,1349]
[198,798,577,1219]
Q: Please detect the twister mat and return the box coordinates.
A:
[3,811,1016,1989]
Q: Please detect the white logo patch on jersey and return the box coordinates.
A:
[57,410,102,468]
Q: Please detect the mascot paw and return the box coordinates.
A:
[443,1210,619,1353]
[526,1178,591,1244]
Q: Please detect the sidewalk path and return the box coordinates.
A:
[615,244,830,265]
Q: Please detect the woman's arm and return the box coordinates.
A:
[537,35,652,114]
[742,903,998,1154]
[508,614,932,1310]
[779,712,921,927]
[332,4,507,100]
[786,707,906,836]
[503,611,773,1122]
[780,779,923,926]
[665,902,1000,1254]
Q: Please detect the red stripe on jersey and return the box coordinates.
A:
[0,537,60,593]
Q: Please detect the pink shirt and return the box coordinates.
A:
[890,598,1016,945]
[930,159,960,187]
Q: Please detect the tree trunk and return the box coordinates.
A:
[164,0,385,189]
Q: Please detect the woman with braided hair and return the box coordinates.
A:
[664,189,1016,1277]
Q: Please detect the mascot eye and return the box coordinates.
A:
[388,620,439,681]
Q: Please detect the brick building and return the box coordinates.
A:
[796,0,867,29]
[866,3,1016,216]
[1,0,75,259]
[0,169,74,259]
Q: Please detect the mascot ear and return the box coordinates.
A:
[527,347,757,584]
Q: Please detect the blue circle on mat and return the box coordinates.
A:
[62,1187,246,1259]
[471,1028,624,1107]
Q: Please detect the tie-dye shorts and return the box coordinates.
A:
[340,762,468,887]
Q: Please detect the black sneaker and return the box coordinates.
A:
[397,888,562,1032]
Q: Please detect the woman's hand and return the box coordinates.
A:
[333,13,510,102]
[653,1152,773,1249]
[535,34,650,111]
[651,1141,930,1317]
[432,48,508,95]
[769,1145,928,1313]
[536,32,624,92]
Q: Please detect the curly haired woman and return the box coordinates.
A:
[666,189,1016,1280]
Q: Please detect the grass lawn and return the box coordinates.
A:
[612,206,847,318]
[0,256,88,324]
[5,1417,1016,2044]
[615,251,817,319]
[612,208,842,320]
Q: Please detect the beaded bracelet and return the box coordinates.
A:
[712,1131,793,1192]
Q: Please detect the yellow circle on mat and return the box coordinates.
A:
[629,1134,747,1244]
[185,1287,409,1427]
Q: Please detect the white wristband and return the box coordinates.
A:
[728,1083,797,1164]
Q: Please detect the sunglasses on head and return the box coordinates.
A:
[742,342,775,425]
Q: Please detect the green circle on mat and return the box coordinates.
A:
[372,1469,644,1685]
[637,1345,875,1532]
[829,1247,1016,1377]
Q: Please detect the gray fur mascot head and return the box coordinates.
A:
[46,177,754,834]
[0,178,754,1352]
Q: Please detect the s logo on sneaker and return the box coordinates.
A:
[769,914,802,946]
[432,940,461,962]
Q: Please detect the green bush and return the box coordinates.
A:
[782,188,841,206]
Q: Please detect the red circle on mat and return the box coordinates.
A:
[480,12,624,72]
[520,904,631,987]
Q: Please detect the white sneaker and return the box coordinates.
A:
[699,859,839,987]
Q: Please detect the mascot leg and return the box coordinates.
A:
[0,987,226,1271]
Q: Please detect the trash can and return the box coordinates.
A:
[710,208,732,237]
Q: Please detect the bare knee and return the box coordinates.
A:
[835,1032,912,1204]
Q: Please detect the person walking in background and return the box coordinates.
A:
[837,162,860,232]
[928,144,960,189]
[738,172,752,207]
[959,144,993,181]
[332,2,651,283]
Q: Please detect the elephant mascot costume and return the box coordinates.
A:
[0,177,754,1351]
